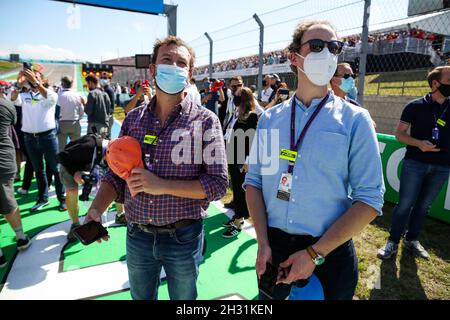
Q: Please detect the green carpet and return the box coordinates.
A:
[2,174,259,300]
[80,204,259,300]
[0,178,86,286]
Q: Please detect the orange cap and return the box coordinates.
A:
[105,136,144,196]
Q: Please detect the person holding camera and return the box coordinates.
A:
[58,133,125,240]
[124,79,152,114]
[265,82,290,110]
[201,78,225,115]
[11,65,67,212]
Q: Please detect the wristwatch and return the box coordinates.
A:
[306,245,325,266]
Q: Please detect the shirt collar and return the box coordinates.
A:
[294,92,331,112]
[147,95,191,117]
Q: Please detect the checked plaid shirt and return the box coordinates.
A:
[103,96,228,225]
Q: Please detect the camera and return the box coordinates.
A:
[79,173,98,201]
[23,62,33,70]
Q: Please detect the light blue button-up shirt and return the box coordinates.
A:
[243,93,385,237]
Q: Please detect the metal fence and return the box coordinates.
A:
[186,0,450,134]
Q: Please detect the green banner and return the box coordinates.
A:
[378,133,450,224]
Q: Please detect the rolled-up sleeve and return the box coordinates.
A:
[102,169,126,203]
[199,116,228,201]
[45,90,58,108]
[349,110,385,215]
[243,119,265,190]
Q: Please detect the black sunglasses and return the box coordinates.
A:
[301,39,344,55]
[334,73,356,79]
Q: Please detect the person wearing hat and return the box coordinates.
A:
[57,133,125,240]
[84,35,228,300]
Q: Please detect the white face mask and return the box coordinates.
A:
[296,49,337,86]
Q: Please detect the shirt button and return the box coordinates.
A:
[155,159,159,163]
[149,219,152,222]
[156,121,159,124]
[292,198,295,202]
[289,220,293,224]
[295,176,298,179]
[159,139,163,143]
[150,201,153,204]
[298,154,301,158]
[305,112,308,116]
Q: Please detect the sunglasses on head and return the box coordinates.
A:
[301,39,344,55]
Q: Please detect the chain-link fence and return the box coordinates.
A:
[187,0,450,134]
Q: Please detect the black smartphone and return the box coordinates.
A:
[278,88,289,100]
[23,62,32,70]
[258,262,279,299]
[73,220,109,245]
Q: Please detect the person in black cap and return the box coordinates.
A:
[58,133,125,240]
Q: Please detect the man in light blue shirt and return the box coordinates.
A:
[244,20,385,300]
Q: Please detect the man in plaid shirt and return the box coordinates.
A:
[85,36,228,300]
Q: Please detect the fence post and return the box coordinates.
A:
[204,32,213,79]
[357,0,371,106]
[253,13,264,100]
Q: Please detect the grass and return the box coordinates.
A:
[0,61,21,73]
[362,72,430,97]
[221,186,450,300]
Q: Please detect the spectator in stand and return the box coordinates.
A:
[57,76,85,151]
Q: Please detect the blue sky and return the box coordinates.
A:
[0,0,409,67]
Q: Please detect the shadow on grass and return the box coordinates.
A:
[369,249,427,300]
[371,202,450,261]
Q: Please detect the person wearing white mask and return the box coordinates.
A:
[244,20,385,300]
[84,36,228,300]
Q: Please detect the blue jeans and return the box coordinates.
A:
[389,158,450,244]
[24,129,66,202]
[126,220,204,300]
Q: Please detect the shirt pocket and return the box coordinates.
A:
[310,131,348,171]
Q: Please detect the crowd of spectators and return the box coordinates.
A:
[194,26,449,75]
[194,50,288,75]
